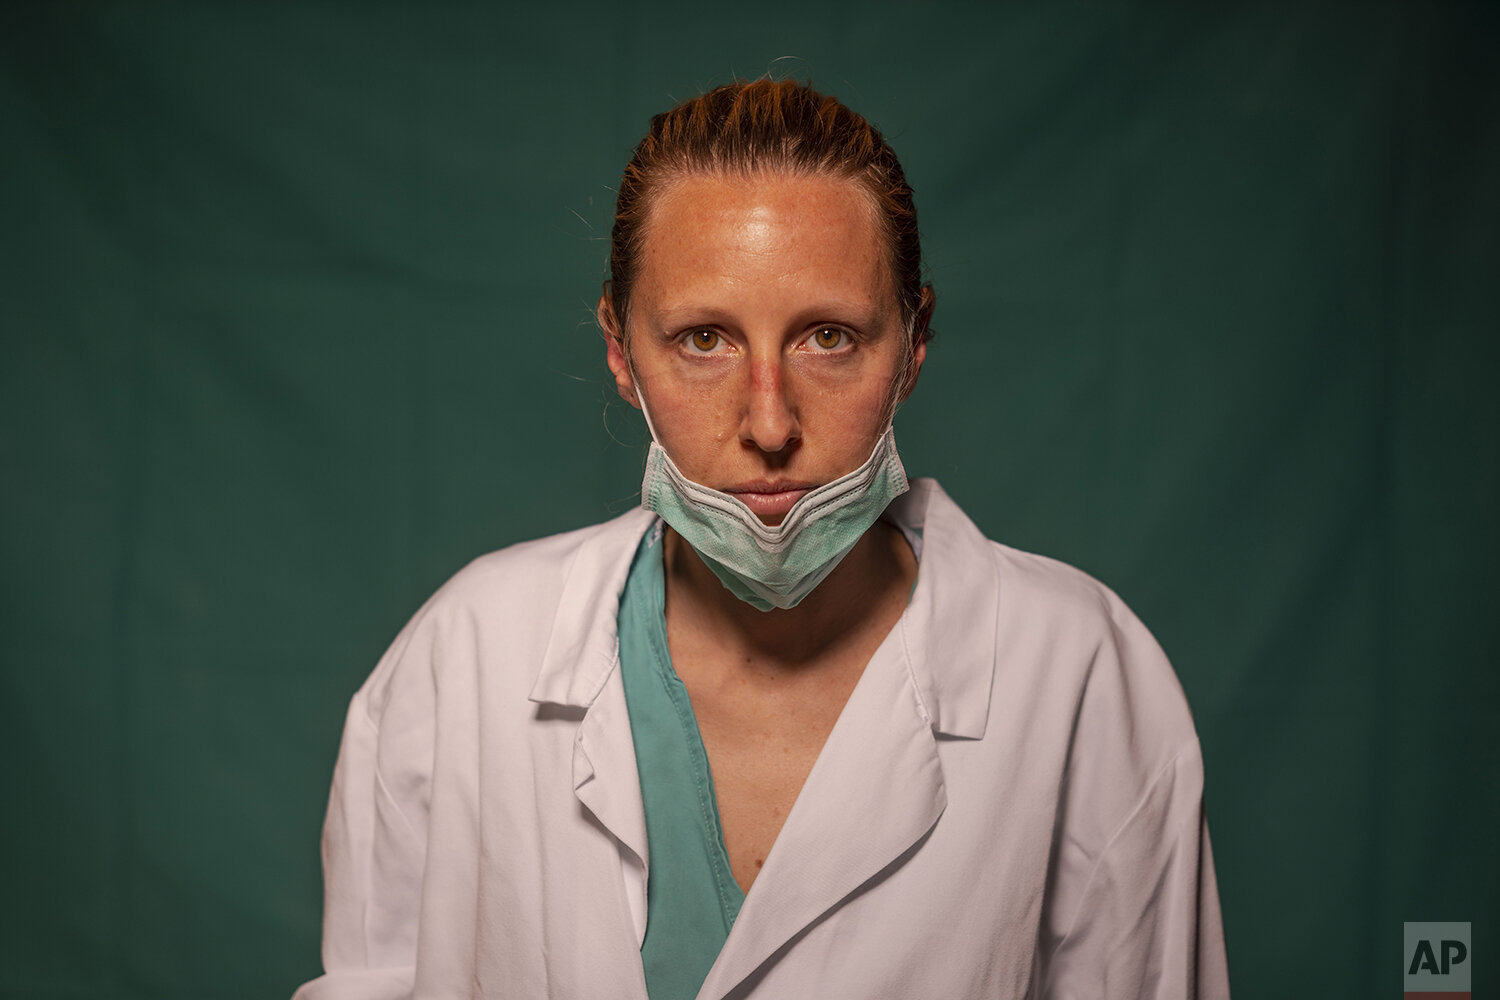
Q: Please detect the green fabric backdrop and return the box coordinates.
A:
[3,3,1495,997]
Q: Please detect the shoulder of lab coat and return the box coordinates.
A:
[976,524,1230,998]
[292,506,656,1000]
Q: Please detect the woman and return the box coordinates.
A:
[295,80,1229,999]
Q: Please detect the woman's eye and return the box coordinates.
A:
[809,327,848,351]
[688,329,721,352]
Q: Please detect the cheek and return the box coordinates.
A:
[788,352,901,418]
[636,361,739,458]
[641,359,736,420]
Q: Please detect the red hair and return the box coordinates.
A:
[604,79,934,344]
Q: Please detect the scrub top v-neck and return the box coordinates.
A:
[617,523,746,1000]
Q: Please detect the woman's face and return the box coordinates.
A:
[603,171,924,525]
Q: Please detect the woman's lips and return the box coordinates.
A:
[725,482,815,522]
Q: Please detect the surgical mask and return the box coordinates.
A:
[636,395,909,611]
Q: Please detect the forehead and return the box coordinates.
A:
[634,171,894,318]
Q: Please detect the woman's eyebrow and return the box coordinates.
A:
[649,299,885,327]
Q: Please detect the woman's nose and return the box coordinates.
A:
[740,358,800,454]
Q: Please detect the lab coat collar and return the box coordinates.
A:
[889,478,999,740]
[527,479,999,741]
[529,507,656,709]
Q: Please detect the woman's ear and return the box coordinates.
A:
[898,285,936,401]
[598,294,640,408]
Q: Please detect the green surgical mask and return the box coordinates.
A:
[639,427,909,611]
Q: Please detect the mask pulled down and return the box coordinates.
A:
[639,427,909,611]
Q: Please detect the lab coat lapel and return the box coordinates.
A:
[696,480,1000,999]
[697,631,945,1000]
[571,672,648,876]
[529,510,657,913]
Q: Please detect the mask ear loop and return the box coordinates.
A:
[610,312,662,442]
[876,315,920,434]
[625,356,665,445]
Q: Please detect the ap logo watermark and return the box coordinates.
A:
[1405,922,1470,998]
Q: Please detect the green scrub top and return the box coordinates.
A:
[617,524,746,1000]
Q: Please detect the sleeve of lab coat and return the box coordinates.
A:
[1030,574,1231,1000]
[1037,742,1231,1000]
[292,621,434,1000]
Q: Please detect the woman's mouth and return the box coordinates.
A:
[725,481,816,523]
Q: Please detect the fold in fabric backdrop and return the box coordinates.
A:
[2,4,1495,997]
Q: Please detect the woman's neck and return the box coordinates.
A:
[660,520,917,673]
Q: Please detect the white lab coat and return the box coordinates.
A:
[293,479,1229,999]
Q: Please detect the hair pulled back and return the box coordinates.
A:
[605,79,933,343]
